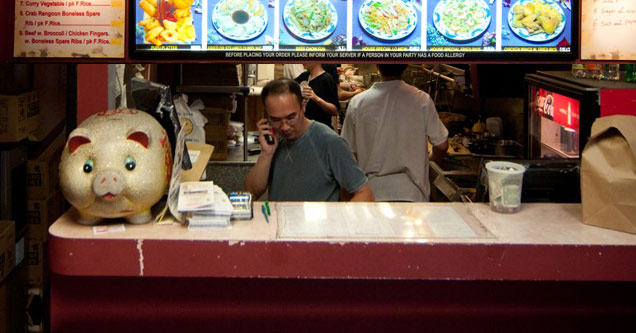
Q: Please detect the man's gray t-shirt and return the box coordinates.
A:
[268,121,367,201]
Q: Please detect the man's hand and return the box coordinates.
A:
[256,118,277,156]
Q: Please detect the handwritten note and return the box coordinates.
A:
[14,0,125,58]
[581,0,636,60]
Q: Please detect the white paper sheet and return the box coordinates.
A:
[277,203,479,239]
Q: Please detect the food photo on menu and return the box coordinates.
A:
[352,0,422,50]
[136,0,203,48]
[426,0,495,50]
[279,0,347,50]
[501,0,572,51]
[208,0,276,49]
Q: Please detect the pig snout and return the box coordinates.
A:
[93,170,126,200]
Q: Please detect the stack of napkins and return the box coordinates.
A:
[178,181,234,230]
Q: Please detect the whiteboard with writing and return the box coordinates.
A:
[581,0,636,60]
[14,0,125,58]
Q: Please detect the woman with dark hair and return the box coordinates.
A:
[294,64,340,130]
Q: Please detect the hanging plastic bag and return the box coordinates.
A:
[174,93,207,144]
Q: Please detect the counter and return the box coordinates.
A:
[49,202,636,331]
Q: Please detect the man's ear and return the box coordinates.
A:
[301,99,308,113]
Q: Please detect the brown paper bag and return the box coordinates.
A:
[581,115,636,233]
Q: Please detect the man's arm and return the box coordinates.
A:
[338,86,364,101]
[349,183,374,202]
[244,154,273,200]
[430,139,449,162]
[244,119,277,199]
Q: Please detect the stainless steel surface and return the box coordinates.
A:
[429,159,479,202]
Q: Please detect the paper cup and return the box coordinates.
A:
[486,161,526,214]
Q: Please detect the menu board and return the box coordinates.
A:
[581,0,636,60]
[14,0,125,58]
[130,0,577,60]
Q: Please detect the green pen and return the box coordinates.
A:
[265,201,271,216]
[261,204,269,223]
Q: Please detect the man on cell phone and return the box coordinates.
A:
[244,79,374,202]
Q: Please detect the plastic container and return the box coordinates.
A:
[485,161,526,214]
[571,64,586,78]
[601,64,620,81]
[585,64,602,80]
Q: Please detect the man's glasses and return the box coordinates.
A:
[268,110,300,127]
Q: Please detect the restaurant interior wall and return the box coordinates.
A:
[0,63,71,333]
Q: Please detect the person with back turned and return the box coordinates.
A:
[341,64,449,202]
[244,79,374,202]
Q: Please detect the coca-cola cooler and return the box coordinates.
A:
[524,70,636,159]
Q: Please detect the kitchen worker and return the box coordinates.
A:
[282,64,305,80]
[294,64,340,130]
[341,64,449,202]
[244,79,374,202]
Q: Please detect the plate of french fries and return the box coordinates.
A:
[508,0,565,42]
[137,0,197,46]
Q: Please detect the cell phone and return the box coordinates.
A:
[264,134,275,145]
[264,128,275,145]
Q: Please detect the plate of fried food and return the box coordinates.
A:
[137,0,197,46]
[508,0,565,42]
[213,0,268,41]
[359,0,418,41]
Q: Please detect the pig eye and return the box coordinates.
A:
[125,157,136,171]
[83,160,93,173]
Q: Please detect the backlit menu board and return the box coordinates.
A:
[130,0,577,60]
[15,0,125,58]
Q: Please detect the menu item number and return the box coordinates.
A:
[212,0,268,41]
[138,0,196,46]
[508,0,565,42]
[283,0,338,41]
[433,0,491,41]
[359,0,418,41]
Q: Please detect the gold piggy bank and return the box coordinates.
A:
[60,109,172,225]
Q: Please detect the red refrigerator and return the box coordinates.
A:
[524,70,636,159]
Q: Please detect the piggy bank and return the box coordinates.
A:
[60,109,172,225]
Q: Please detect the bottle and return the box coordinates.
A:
[625,64,636,83]
[585,64,602,80]
[601,64,620,81]
[571,64,586,78]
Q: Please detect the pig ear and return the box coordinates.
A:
[68,136,91,154]
[127,131,149,149]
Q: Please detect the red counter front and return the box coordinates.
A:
[49,202,636,331]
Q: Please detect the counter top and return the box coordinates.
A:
[49,202,636,281]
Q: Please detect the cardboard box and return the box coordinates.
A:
[581,115,636,233]
[27,191,65,242]
[24,236,45,285]
[27,128,65,200]
[0,221,15,284]
[0,269,27,333]
[0,91,40,142]
[201,108,230,161]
